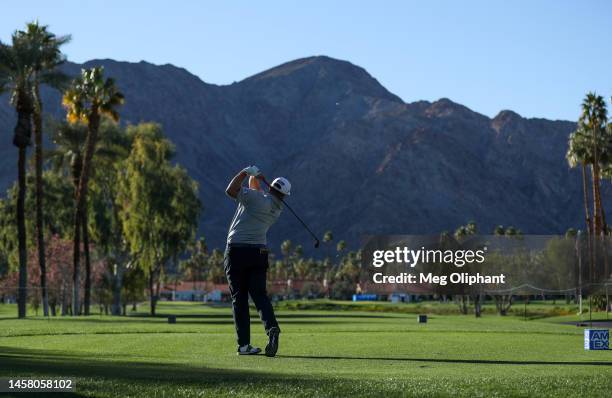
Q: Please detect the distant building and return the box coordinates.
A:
[160,281,230,302]
[267,280,322,299]
[360,281,431,302]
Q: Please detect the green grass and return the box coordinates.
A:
[273,299,597,318]
[0,301,611,397]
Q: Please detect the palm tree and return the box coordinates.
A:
[181,237,208,298]
[51,118,129,315]
[0,32,37,318]
[323,230,333,261]
[62,67,124,315]
[323,231,333,243]
[336,240,346,253]
[46,120,88,191]
[294,244,303,259]
[504,226,517,236]
[567,127,594,235]
[465,220,477,235]
[567,126,595,271]
[47,119,119,315]
[280,240,293,258]
[580,93,608,236]
[454,222,476,241]
[453,222,477,315]
[20,22,70,317]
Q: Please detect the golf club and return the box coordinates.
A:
[261,177,320,248]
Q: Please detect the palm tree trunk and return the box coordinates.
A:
[72,107,100,316]
[582,164,592,234]
[593,161,610,287]
[33,86,49,317]
[593,164,604,236]
[72,209,81,315]
[17,146,28,319]
[582,164,594,280]
[13,90,33,319]
[590,123,602,306]
[69,160,80,316]
[591,120,603,237]
[82,215,91,315]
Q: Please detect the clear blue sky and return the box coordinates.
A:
[2,1,611,121]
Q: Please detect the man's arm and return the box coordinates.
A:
[226,166,261,199]
[249,176,263,192]
[225,170,248,199]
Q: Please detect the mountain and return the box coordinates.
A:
[0,55,591,253]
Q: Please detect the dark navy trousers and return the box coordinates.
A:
[224,245,279,346]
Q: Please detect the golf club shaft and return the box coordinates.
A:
[261,177,320,246]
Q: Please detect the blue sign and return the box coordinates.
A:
[352,294,377,301]
[584,329,609,350]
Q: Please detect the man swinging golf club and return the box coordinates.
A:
[224,165,291,356]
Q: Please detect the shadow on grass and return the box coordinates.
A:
[279,354,612,366]
[9,317,358,326]
[0,346,337,397]
[1,312,399,325]
[129,312,398,319]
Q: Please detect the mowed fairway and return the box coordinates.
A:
[0,302,611,397]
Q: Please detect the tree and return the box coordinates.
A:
[0,170,74,264]
[0,30,37,318]
[48,118,127,314]
[333,250,362,299]
[122,267,146,313]
[323,231,333,243]
[454,222,480,316]
[580,93,609,236]
[568,95,612,296]
[0,174,79,315]
[32,235,104,316]
[454,220,477,240]
[19,22,70,317]
[501,226,522,237]
[206,249,225,284]
[281,240,293,257]
[181,237,208,296]
[567,126,594,241]
[280,239,293,277]
[294,244,303,259]
[323,230,333,261]
[47,119,91,313]
[293,258,311,281]
[117,123,200,315]
[63,66,124,315]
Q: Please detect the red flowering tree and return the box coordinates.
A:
[0,235,104,316]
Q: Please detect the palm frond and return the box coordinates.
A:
[40,69,70,90]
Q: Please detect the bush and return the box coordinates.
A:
[330,280,355,300]
[300,282,322,299]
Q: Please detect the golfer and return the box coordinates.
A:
[224,165,291,356]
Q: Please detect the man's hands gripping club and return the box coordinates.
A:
[243,165,261,177]
[225,165,264,198]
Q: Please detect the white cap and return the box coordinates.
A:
[270,177,291,196]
